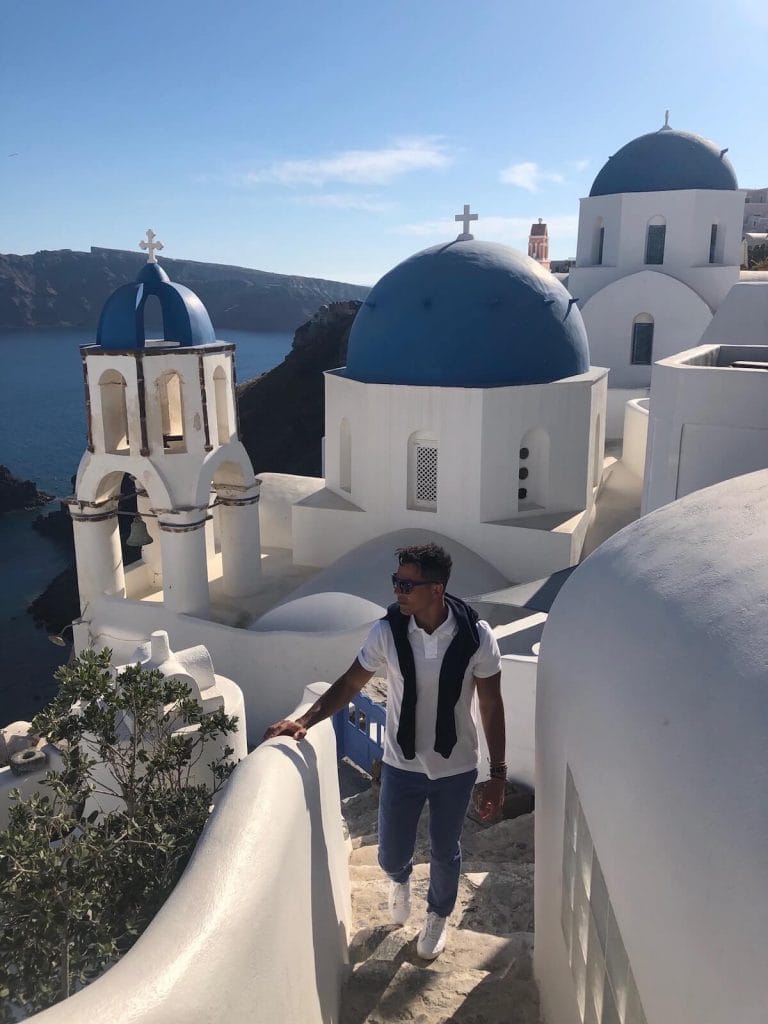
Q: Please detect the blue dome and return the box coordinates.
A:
[344,240,590,387]
[590,127,738,197]
[96,260,215,350]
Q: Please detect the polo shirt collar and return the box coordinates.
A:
[407,605,455,637]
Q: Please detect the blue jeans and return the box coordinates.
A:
[377,763,478,918]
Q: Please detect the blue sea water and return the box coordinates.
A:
[0,327,293,721]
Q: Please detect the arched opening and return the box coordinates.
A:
[213,367,230,446]
[339,418,352,493]
[644,216,666,265]
[142,294,164,340]
[407,431,438,512]
[99,369,130,454]
[592,218,605,266]
[518,428,550,511]
[631,313,654,365]
[159,371,186,452]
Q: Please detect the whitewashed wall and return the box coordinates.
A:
[534,470,768,1024]
[292,369,607,581]
[571,189,744,307]
[29,687,351,1024]
[620,397,649,480]
[643,344,768,513]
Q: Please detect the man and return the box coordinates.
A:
[263,542,506,959]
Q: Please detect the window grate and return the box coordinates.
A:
[644,224,666,265]
[631,322,654,365]
[415,444,438,504]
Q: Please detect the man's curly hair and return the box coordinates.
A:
[395,543,452,586]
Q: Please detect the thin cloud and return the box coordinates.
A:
[292,193,395,213]
[499,161,565,193]
[571,159,590,172]
[238,138,451,187]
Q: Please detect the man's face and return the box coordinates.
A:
[392,562,443,616]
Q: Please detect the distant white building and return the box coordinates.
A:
[568,117,747,436]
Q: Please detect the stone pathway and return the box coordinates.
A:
[340,788,541,1024]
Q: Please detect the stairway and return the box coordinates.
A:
[340,787,541,1024]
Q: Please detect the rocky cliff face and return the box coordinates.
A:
[0,247,368,331]
[237,300,361,476]
[0,466,53,514]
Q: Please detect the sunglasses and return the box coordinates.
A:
[391,574,437,594]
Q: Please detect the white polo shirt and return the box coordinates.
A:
[357,607,501,780]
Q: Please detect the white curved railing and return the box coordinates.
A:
[621,397,650,480]
[30,684,350,1024]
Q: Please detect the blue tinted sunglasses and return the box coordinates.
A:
[391,574,436,594]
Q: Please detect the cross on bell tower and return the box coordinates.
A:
[455,204,478,241]
[139,229,164,263]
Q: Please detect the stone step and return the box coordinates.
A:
[350,861,534,935]
[340,961,541,1024]
[350,860,526,882]
[349,923,534,979]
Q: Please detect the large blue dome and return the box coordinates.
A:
[590,127,738,197]
[97,261,215,350]
[344,240,590,388]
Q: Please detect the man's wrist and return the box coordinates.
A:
[488,760,507,781]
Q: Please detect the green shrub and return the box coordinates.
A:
[0,648,238,1019]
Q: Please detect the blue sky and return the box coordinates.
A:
[1,0,764,285]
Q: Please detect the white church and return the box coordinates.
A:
[2,117,767,1024]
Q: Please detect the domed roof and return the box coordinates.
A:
[345,240,590,388]
[590,125,738,197]
[97,259,215,351]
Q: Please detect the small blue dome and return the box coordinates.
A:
[590,127,738,197]
[97,260,215,350]
[345,240,590,388]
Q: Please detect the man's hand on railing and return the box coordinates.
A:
[262,718,308,742]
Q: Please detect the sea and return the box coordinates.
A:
[0,327,293,723]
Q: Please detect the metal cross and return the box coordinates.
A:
[455,204,478,239]
[664,109,670,128]
[139,229,164,263]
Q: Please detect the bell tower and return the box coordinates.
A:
[528,218,550,269]
[69,232,261,620]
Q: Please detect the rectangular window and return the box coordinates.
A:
[631,322,654,365]
[644,224,666,265]
[709,223,718,264]
[596,227,604,266]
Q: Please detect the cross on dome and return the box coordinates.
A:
[663,109,671,130]
[455,204,478,241]
[139,229,164,263]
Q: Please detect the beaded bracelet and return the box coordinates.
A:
[489,761,507,781]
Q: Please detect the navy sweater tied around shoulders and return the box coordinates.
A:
[384,594,480,760]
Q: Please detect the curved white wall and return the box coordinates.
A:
[581,271,713,389]
[30,686,350,1024]
[535,470,768,1024]
[620,397,649,480]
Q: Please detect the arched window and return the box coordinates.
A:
[631,314,654,365]
[407,431,438,512]
[213,366,230,445]
[592,218,605,266]
[339,417,352,493]
[159,371,186,452]
[518,428,550,510]
[99,369,130,454]
[644,216,666,265]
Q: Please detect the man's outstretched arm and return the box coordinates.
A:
[262,658,375,742]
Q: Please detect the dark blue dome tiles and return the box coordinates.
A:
[345,240,590,388]
[590,127,738,197]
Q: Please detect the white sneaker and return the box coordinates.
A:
[388,879,412,926]
[417,911,448,959]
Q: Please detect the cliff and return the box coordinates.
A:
[238,300,360,476]
[0,466,53,514]
[0,247,368,332]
